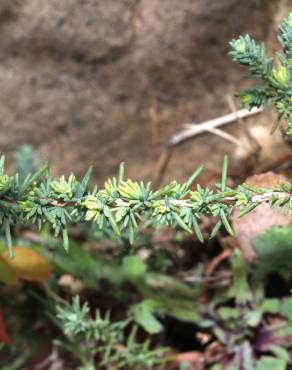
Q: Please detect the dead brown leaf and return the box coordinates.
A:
[232,172,292,261]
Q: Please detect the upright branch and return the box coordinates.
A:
[229,12,292,136]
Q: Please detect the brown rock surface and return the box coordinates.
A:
[0,0,282,182]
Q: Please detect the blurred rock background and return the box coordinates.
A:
[0,0,290,183]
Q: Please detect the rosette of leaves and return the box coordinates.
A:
[201,250,292,370]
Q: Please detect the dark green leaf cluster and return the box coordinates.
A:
[0,154,291,255]
[204,249,292,370]
[53,229,292,370]
[230,12,292,136]
[56,296,167,370]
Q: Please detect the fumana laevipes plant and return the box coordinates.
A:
[0,12,291,257]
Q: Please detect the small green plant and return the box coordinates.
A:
[201,250,292,370]
[55,296,167,370]
[230,12,292,136]
[51,232,292,370]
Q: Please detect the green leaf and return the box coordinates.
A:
[62,228,69,252]
[144,272,196,300]
[221,155,228,191]
[173,213,192,233]
[184,165,204,193]
[242,183,265,194]
[245,309,262,327]
[241,341,255,370]
[0,155,5,176]
[220,208,234,236]
[118,162,125,185]
[4,220,13,258]
[132,300,163,334]
[103,206,120,236]
[179,363,191,370]
[145,296,200,324]
[256,356,286,370]
[268,346,290,361]
[260,298,280,314]
[280,298,292,322]
[193,217,204,242]
[122,255,146,281]
[209,366,220,370]
[217,307,240,321]
[228,250,249,304]
[238,203,259,218]
[252,227,292,278]
[80,166,93,197]
[271,115,282,134]
[136,274,200,324]
[20,160,49,194]
[50,241,124,287]
[210,220,222,238]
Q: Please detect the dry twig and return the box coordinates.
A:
[171,107,262,146]
[154,107,263,186]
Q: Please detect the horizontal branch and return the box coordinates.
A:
[0,152,291,255]
[1,191,289,210]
